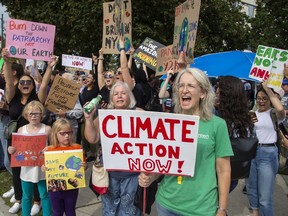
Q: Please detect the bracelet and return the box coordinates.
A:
[119,48,125,52]
[98,57,104,60]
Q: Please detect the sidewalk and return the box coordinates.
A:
[1,162,288,216]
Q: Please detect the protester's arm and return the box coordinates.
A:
[33,62,43,83]
[142,63,149,80]
[38,55,58,104]
[159,69,173,99]
[177,51,187,70]
[262,81,285,120]
[83,106,100,144]
[128,46,134,69]
[2,48,15,103]
[216,157,231,216]
[97,49,105,90]
[119,37,133,90]
[92,53,98,75]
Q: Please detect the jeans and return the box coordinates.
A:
[21,180,51,216]
[0,115,11,173]
[156,202,182,216]
[246,146,278,216]
[101,174,142,216]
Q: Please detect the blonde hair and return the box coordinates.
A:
[173,68,215,121]
[22,100,45,120]
[50,118,72,147]
[108,81,136,109]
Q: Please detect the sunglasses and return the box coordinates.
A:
[19,80,33,86]
[28,112,42,117]
[104,75,113,79]
[115,71,122,75]
[58,131,73,136]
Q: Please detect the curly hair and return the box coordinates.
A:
[217,76,254,137]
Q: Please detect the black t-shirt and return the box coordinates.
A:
[80,86,99,106]
[99,86,110,104]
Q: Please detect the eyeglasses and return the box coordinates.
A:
[19,80,32,86]
[58,131,73,136]
[115,71,122,75]
[104,75,113,79]
[178,83,196,91]
[28,112,42,117]
[256,97,269,102]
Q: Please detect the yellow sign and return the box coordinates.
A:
[44,149,86,191]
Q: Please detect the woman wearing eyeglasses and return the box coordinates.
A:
[42,118,87,216]
[246,81,285,216]
[8,101,52,216]
[2,48,58,214]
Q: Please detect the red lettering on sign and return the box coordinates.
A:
[182,120,195,142]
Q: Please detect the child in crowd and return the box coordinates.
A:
[8,100,52,216]
[42,118,87,216]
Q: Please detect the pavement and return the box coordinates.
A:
[1,162,288,216]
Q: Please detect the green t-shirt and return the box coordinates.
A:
[156,115,233,216]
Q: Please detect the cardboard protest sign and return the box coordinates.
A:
[156,45,182,77]
[10,133,47,167]
[62,54,92,71]
[44,149,86,191]
[249,45,288,82]
[267,61,287,90]
[133,37,165,71]
[98,110,200,177]
[102,0,132,54]
[6,18,56,61]
[172,0,201,63]
[45,75,81,113]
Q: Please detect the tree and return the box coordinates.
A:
[248,0,288,51]
[0,0,250,67]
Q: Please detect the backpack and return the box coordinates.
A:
[270,109,288,175]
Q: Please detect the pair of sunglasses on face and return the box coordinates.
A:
[19,80,33,86]
[104,75,113,79]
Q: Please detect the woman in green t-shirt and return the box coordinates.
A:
[139,68,233,216]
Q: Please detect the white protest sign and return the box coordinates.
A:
[62,54,92,71]
[249,45,288,82]
[98,110,199,177]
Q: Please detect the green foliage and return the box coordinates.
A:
[1,0,286,66]
[249,0,288,51]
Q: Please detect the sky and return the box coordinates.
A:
[0,3,9,31]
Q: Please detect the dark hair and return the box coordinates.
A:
[11,62,24,80]
[217,76,253,137]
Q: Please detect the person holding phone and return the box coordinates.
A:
[246,81,285,216]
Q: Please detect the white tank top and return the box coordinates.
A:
[20,124,47,183]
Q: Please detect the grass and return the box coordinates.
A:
[0,170,42,216]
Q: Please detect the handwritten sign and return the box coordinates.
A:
[249,45,288,82]
[45,75,81,113]
[44,149,86,191]
[156,45,181,77]
[10,133,47,167]
[102,0,132,54]
[99,110,200,177]
[172,0,201,63]
[62,54,92,71]
[6,18,56,61]
[133,37,165,71]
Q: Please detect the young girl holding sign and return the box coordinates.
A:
[42,118,87,216]
[8,100,52,216]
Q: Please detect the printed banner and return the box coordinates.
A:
[172,0,201,63]
[249,45,288,83]
[45,75,81,113]
[62,54,92,71]
[10,133,47,167]
[156,45,181,77]
[133,37,165,71]
[98,110,200,177]
[102,0,132,54]
[6,18,56,61]
[44,149,86,191]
